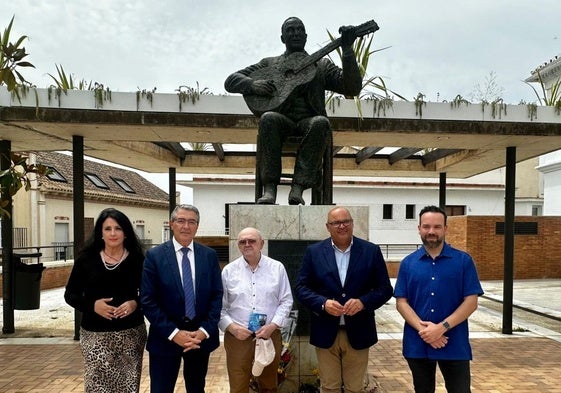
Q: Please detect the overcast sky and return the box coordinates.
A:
[5,1,561,200]
[5,0,561,104]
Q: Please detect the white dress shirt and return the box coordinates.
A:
[219,254,293,332]
[173,237,195,293]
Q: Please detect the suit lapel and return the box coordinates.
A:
[322,240,342,288]
[164,240,183,295]
[192,242,203,293]
[344,237,363,287]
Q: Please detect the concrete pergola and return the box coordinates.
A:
[3,90,561,177]
[2,87,561,334]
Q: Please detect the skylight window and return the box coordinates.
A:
[84,173,109,189]
[46,167,67,182]
[111,177,135,193]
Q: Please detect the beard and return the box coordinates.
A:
[421,235,443,249]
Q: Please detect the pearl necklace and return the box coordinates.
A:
[100,249,128,271]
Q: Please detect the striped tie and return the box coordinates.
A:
[181,247,196,319]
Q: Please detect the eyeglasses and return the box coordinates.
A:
[238,238,258,246]
[173,218,199,226]
[327,219,353,228]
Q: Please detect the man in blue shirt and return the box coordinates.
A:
[394,205,483,393]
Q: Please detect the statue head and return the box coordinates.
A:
[281,17,307,53]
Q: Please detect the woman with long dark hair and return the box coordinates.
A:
[65,208,146,392]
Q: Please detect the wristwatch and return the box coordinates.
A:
[442,321,451,330]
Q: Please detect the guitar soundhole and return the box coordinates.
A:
[284,69,296,79]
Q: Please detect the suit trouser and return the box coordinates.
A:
[149,348,210,393]
[224,329,282,393]
[315,328,369,393]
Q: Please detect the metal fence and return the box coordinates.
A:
[1,242,421,263]
[379,244,422,261]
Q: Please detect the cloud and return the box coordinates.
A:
[4,0,561,103]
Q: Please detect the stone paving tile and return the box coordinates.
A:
[2,281,561,392]
[369,337,561,393]
[1,336,560,392]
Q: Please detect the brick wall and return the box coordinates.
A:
[40,265,73,289]
[386,261,400,278]
[385,216,561,280]
[445,216,561,280]
[0,264,72,295]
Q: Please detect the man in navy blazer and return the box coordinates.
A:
[141,204,223,393]
[295,206,393,393]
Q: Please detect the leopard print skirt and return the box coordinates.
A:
[80,324,147,393]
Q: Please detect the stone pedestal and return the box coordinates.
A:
[228,205,368,391]
[228,205,368,256]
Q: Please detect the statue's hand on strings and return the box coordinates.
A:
[251,79,276,96]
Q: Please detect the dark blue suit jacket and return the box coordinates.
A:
[295,236,393,350]
[141,240,223,355]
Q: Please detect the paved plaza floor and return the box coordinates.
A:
[1,279,560,392]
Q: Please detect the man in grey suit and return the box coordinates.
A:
[141,204,223,393]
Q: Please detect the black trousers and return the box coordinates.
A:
[149,349,211,393]
[150,318,210,393]
[406,358,471,393]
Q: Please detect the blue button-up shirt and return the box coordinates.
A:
[394,242,483,360]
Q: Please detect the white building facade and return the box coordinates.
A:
[526,54,561,215]
[185,164,538,247]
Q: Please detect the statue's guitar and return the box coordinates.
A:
[243,20,379,117]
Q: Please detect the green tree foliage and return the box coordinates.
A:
[0,15,35,92]
[0,153,50,218]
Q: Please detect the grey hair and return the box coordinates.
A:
[171,204,200,222]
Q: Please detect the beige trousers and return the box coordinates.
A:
[315,328,369,393]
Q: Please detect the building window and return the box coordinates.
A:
[162,225,171,243]
[135,224,145,239]
[383,204,393,220]
[531,205,542,216]
[112,177,135,193]
[46,166,67,182]
[85,173,109,189]
[446,205,466,216]
[54,222,70,260]
[405,204,416,219]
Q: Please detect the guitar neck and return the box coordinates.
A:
[293,20,379,74]
[294,38,344,74]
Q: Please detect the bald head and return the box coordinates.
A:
[237,227,265,266]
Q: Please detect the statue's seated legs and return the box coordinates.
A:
[289,116,330,205]
[255,113,333,205]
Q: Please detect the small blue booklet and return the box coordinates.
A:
[248,312,267,332]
